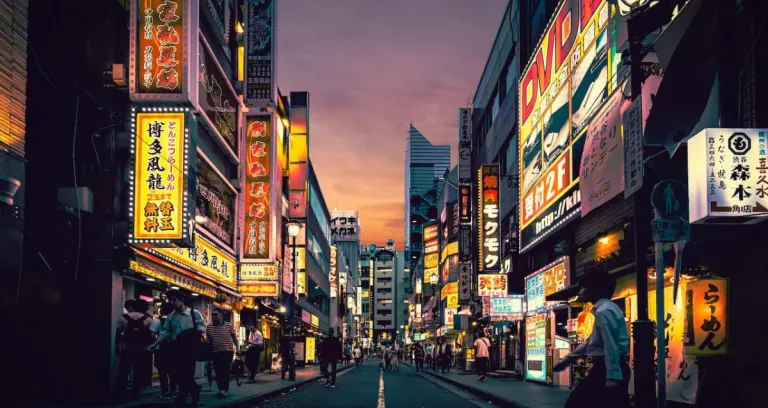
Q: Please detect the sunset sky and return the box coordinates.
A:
[277,0,508,248]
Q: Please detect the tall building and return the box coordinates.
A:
[371,239,401,344]
[404,125,450,284]
[330,210,361,339]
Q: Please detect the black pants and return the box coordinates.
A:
[172,350,200,403]
[475,357,489,378]
[154,350,176,394]
[246,346,261,379]
[324,359,338,385]
[213,352,233,392]
[118,350,152,394]
[415,358,424,373]
[565,357,631,408]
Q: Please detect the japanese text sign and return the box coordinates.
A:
[688,129,768,224]
[130,0,189,99]
[330,245,338,298]
[623,96,644,199]
[196,155,236,248]
[684,278,728,356]
[131,110,189,245]
[239,282,279,297]
[479,164,500,272]
[580,92,625,216]
[131,258,216,298]
[198,36,238,153]
[525,257,570,315]
[525,313,547,381]
[459,184,472,224]
[490,295,524,320]
[244,0,276,105]
[458,262,472,303]
[441,282,458,299]
[477,273,508,297]
[152,234,236,287]
[331,211,360,241]
[239,264,278,281]
[458,108,472,184]
[243,116,272,260]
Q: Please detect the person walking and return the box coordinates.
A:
[147,290,206,405]
[150,302,177,399]
[206,308,238,397]
[322,328,342,388]
[353,345,362,365]
[279,330,294,380]
[553,271,631,408]
[344,343,353,365]
[431,342,438,371]
[246,323,264,380]
[391,344,399,370]
[474,331,491,381]
[439,341,452,373]
[413,342,425,374]
[116,299,153,398]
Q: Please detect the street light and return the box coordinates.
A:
[286,220,302,380]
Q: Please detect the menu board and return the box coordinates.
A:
[525,313,547,381]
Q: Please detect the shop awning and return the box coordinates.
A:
[130,251,219,298]
[642,0,720,155]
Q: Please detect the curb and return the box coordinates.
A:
[226,364,355,407]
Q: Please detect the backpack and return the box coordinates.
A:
[123,313,151,350]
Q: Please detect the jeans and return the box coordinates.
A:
[172,349,200,403]
[415,358,424,373]
[281,354,296,379]
[324,359,338,385]
[118,349,152,394]
[565,357,631,408]
[154,350,176,394]
[246,346,261,379]
[213,352,233,392]
[476,357,489,378]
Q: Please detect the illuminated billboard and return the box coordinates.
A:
[288,93,309,218]
[477,273,508,297]
[525,257,570,315]
[196,153,236,249]
[519,0,618,253]
[478,165,500,272]
[525,313,547,381]
[198,35,239,155]
[490,295,524,320]
[330,245,338,298]
[239,264,278,281]
[130,108,192,246]
[129,0,195,101]
[152,234,236,287]
[244,0,277,105]
[243,115,272,260]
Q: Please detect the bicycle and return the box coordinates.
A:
[231,352,246,386]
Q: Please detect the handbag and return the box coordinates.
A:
[178,308,212,362]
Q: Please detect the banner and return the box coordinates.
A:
[330,245,338,298]
[130,109,191,246]
[458,108,472,184]
[458,262,472,304]
[152,234,236,287]
[525,257,570,315]
[244,0,276,105]
[580,92,625,216]
[684,278,728,356]
[243,116,272,260]
[479,165,500,272]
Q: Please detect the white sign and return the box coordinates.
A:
[331,211,360,241]
[688,128,768,224]
[623,96,644,198]
[490,295,524,319]
[444,308,457,327]
[459,146,472,182]
[580,93,625,216]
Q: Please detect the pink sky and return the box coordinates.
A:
[277,0,507,248]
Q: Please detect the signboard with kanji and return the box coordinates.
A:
[244,0,277,105]
[684,278,728,356]
[242,115,273,260]
[525,257,570,315]
[478,164,500,272]
[331,211,360,242]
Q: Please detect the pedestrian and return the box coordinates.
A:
[431,342,438,371]
[150,302,177,399]
[474,330,491,381]
[344,343,353,365]
[413,342,425,374]
[391,344,399,370]
[353,345,362,365]
[116,299,153,398]
[279,329,294,380]
[206,308,238,397]
[322,328,342,388]
[439,341,452,373]
[553,270,631,408]
[246,323,264,380]
[318,338,327,380]
[147,290,206,405]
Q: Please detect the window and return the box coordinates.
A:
[506,65,516,95]
[492,90,500,122]
[309,183,331,244]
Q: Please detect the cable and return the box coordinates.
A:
[72,92,82,281]
[91,123,123,172]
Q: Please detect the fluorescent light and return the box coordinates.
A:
[191,293,199,297]
[171,286,179,290]
[146,277,156,282]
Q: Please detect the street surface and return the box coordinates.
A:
[259,359,488,408]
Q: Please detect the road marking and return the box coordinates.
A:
[377,369,386,408]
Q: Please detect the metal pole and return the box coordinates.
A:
[653,211,667,408]
[290,234,297,380]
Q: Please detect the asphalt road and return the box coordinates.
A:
[257,359,489,408]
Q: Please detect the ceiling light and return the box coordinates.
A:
[171,286,179,290]
[191,293,199,297]
[146,277,156,282]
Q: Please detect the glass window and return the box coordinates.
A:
[505,136,517,174]
[492,90,500,122]
[309,184,332,244]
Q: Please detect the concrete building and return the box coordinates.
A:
[372,240,399,343]
[330,209,361,338]
[403,124,450,290]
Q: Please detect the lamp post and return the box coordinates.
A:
[286,221,302,381]
[430,274,440,341]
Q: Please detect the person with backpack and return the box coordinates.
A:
[150,302,177,399]
[115,299,153,398]
[147,290,206,405]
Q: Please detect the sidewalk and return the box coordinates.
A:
[403,362,570,408]
[84,363,354,408]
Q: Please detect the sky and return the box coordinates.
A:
[277,0,508,248]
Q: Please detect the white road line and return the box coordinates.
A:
[377,369,386,408]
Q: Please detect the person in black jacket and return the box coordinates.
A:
[321,328,342,388]
[279,328,295,380]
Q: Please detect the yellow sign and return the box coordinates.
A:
[424,267,439,282]
[260,316,271,339]
[153,234,236,286]
[424,253,439,269]
[239,264,278,281]
[131,111,188,243]
[239,282,279,297]
[684,279,728,356]
[130,259,216,298]
[297,271,307,295]
[305,336,316,362]
[441,241,458,262]
[295,247,306,270]
[446,294,459,309]
[310,314,319,327]
[441,282,458,299]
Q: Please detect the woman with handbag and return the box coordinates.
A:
[148,290,207,405]
[207,308,238,397]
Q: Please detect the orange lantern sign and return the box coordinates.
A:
[684,278,728,356]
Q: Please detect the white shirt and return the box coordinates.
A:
[566,298,630,380]
[474,337,490,358]
[249,330,264,346]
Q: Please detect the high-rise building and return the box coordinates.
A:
[371,239,402,344]
[404,124,450,283]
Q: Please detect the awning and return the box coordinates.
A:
[642,0,720,155]
[130,251,219,298]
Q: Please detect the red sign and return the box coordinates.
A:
[135,0,185,94]
[521,153,572,227]
[243,116,272,259]
[479,164,501,272]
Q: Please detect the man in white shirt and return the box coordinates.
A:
[247,324,264,380]
[473,332,491,381]
[554,270,630,407]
